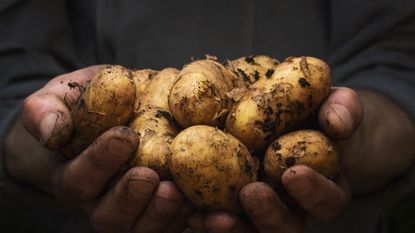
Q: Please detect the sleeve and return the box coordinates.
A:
[327,0,415,120]
[0,1,86,232]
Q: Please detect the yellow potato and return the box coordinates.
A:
[264,130,341,184]
[226,55,280,84]
[130,68,180,179]
[131,69,158,111]
[62,65,136,158]
[129,107,178,180]
[168,59,244,128]
[225,56,331,153]
[170,125,258,212]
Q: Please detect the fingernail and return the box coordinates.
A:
[329,104,352,131]
[39,113,57,145]
[129,178,157,196]
[107,137,135,157]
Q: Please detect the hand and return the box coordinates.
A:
[187,87,363,232]
[11,66,192,233]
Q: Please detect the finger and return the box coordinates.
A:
[90,167,159,233]
[164,202,194,233]
[282,165,350,222]
[51,126,138,203]
[21,65,104,149]
[203,211,255,233]
[240,182,303,233]
[133,181,184,233]
[318,87,363,140]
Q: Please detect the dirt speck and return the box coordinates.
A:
[285,156,296,167]
[265,69,274,78]
[298,77,310,88]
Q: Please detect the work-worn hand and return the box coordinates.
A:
[16,66,192,233]
[188,87,363,233]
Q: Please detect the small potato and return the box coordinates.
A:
[168,59,244,128]
[138,68,179,112]
[226,55,280,85]
[62,65,136,158]
[130,68,180,179]
[225,56,331,153]
[170,125,258,212]
[129,108,178,180]
[131,69,158,111]
[264,130,341,184]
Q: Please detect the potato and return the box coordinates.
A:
[225,56,331,153]
[130,68,180,179]
[131,69,158,111]
[168,59,244,128]
[138,68,179,112]
[264,130,340,184]
[62,65,136,158]
[170,125,258,212]
[225,55,280,85]
[129,108,178,180]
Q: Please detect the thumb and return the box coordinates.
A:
[21,65,104,150]
[318,87,363,140]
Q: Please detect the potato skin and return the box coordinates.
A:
[170,125,258,212]
[131,69,158,111]
[62,65,136,158]
[130,68,180,179]
[168,59,243,128]
[226,55,280,85]
[129,108,178,180]
[264,130,340,184]
[225,56,331,152]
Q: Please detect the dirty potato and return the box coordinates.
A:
[170,125,258,212]
[131,69,158,111]
[169,59,244,128]
[129,68,180,179]
[129,108,178,180]
[226,55,280,85]
[62,65,136,158]
[225,56,331,153]
[264,130,341,184]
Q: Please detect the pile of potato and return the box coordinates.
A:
[62,55,340,213]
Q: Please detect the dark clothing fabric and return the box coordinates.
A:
[1,0,415,232]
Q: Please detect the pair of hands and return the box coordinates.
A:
[20,66,363,233]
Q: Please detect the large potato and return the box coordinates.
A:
[168,59,244,128]
[264,130,341,184]
[62,65,136,158]
[225,56,331,153]
[130,68,180,179]
[170,125,258,212]
[226,55,280,85]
